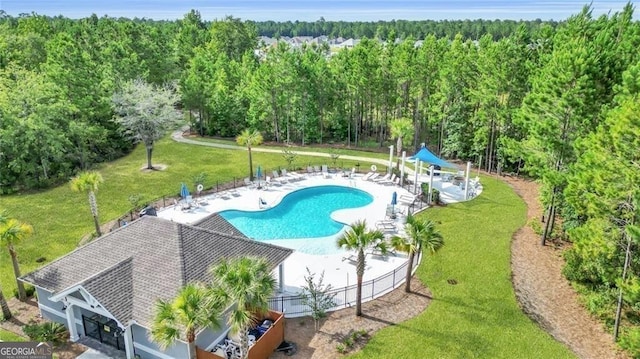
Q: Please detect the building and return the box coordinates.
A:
[20,214,292,359]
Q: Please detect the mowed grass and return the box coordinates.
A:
[1,138,574,358]
[350,176,575,359]
[0,137,370,298]
[186,135,392,160]
[0,328,26,341]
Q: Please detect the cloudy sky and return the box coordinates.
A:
[0,0,634,21]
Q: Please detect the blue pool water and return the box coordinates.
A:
[219,186,373,254]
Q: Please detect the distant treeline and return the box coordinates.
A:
[251,18,560,40]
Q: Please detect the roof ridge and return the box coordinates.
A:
[20,219,147,282]
[175,224,189,285]
[57,256,134,295]
[180,222,293,254]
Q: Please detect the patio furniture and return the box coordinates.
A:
[375,220,396,232]
[282,169,303,181]
[321,165,331,178]
[367,173,380,182]
[361,171,374,181]
[374,173,391,183]
[266,176,281,187]
[271,170,288,184]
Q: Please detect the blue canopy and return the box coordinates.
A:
[409,147,457,169]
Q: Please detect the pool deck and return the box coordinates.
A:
[156,172,481,294]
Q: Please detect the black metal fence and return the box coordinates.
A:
[268,252,421,318]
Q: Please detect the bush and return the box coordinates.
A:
[619,327,640,358]
[23,322,68,347]
[13,285,36,299]
[336,343,346,354]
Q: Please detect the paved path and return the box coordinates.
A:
[171,130,410,173]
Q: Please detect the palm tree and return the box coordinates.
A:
[70,171,104,237]
[210,257,276,359]
[0,211,13,318]
[236,129,263,181]
[391,214,444,293]
[336,220,386,316]
[0,216,34,301]
[389,117,415,159]
[151,283,224,359]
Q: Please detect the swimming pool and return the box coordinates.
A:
[219,185,373,255]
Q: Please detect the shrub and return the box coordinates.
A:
[530,220,543,236]
[344,337,354,348]
[23,322,67,347]
[619,327,640,358]
[336,343,346,354]
[13,285,36,299]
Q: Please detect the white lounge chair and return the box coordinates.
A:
[244,177,256,189]
[272,170,288,184]
[375,220,396,232]
[282,169,303,181]
[374,173,391,183]
[321,165,331,178]
[398,194,417,205]
[380,174,397,186]
[368,173,380,182]
[361,172,374,181]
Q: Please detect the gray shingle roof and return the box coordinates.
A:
[21,215,292,328]
[192,213,247,238]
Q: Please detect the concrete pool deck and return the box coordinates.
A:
[156,172,481,294]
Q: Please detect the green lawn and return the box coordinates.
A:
[0,137,374,297]
[1,138,574,358]
[350,176,576,359]
[185,135,393,160]
[0,329,26,341]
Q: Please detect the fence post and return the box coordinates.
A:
[393,270,396,286]
[372,279,375,299]
[344,287,347,308]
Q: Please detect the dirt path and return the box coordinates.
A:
[505,176,628,359]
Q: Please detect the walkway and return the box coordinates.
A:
[171,129,406,171]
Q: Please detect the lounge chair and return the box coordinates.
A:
[307,166,314,176]
[374,173,391,183]
[398,194,417,205]
[321,165,331,179]
[361,172,374,181]
[367,173,380,182]
[244,177,256,189]
[282,169,303,181]
[313,165,322,175]
[272,170,288,184]
[380,174,397,186]
[375,220,396,232]
[266,176,281,187]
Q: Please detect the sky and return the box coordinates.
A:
[0,1,635,22]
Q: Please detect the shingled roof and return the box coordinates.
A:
[21,215,292,329]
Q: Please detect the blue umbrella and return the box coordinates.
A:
[180,182,190,199]
[391,191,398,214]
[256,166,263,188]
